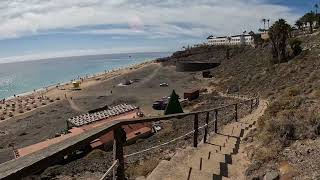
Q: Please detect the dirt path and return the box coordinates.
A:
[66,96,85,113]
[133,64,161,88]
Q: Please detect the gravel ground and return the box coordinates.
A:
[281,139,320,180]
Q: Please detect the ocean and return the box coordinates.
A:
[0,52,171,99]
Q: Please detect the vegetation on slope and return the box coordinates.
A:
[162,23,320,179]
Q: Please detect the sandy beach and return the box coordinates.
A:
[0,61,154,123]
[0,60,212,163]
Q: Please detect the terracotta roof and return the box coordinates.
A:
[91,123,152,148]
[17,109,142,158]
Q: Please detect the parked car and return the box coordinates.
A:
[152,100,168,110]
[160,83,169,87]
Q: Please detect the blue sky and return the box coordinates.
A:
[0,0,316,63]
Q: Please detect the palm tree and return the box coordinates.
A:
[316,3,320,27]
[267,19,270,29]
[268,19,291,63]
[301,12,316,33]
[262,18,267,31]
[295,20,303,30]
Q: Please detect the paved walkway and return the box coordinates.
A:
[141,100,267,180]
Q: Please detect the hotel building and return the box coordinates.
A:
[207,34,254,46]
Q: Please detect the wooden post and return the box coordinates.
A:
[66,121,70,130]
[214,110,218,133]
[235,104,238,122]
[113,140,117,180]
[113,127,125,180]
[204,112,209,143]
[193,114,199,148]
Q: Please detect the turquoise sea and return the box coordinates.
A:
[0,52,171,99]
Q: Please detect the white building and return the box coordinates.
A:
[207,34,254,46]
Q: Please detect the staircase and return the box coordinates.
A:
[140,100,267,180]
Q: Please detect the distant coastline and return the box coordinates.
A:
[0,52,171,99]
[0,51,171,65]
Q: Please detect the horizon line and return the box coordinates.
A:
[0,51,173,65]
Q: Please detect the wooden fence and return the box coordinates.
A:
[0,97,259,180]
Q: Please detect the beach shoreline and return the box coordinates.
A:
[0,60,157,122]
[4,59,155,100]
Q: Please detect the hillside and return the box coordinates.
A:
[161,31,320,179]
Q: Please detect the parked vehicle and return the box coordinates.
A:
[160,83,169,87]
[152,100,168,110]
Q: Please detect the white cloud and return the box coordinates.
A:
[0,0,300,39]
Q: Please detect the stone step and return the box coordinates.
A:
[197,143,235,157]
[147,164,215,180]
[220,126,243,137]
[146,160,171,180]
[146,152,229,180]
[185,157,221,175]
[208,136,238,148]
[209,134,238,143]
[232,122,251,129]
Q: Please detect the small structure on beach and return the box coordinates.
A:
[184,90,200,101]
[72,81,81,90]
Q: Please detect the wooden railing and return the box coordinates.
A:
[0,97,259,180]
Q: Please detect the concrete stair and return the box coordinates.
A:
[141,101,267,180]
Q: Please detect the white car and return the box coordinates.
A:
[160,83,169,87]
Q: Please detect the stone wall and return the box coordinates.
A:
[176,61,220,72]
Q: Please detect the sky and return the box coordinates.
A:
[0,0,317,63]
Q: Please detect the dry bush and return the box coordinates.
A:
[254,96,320,163]
[284,87,301,97]
[84,149,107,160]
[252,142,282,163]
[265,96,305,117]
[312,89,320,98]
[126,158,160,178]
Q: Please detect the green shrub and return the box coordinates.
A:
[164,90,183,115]
[289,38,302,56]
